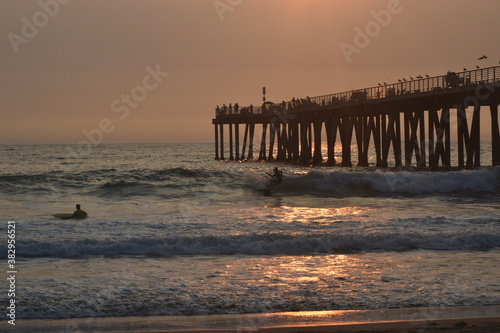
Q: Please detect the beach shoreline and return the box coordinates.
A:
[4,306,499,333]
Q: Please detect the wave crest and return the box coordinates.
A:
[276,167,500,196]
[8,231,499,259]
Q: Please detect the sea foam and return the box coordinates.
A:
[276,167,500,196]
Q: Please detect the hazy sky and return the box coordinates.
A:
[1,0,500,144]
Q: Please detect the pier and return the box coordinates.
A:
[212,66,500,169]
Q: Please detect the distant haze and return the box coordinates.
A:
[1,0,499,144]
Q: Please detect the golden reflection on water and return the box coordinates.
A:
[237,203,391,296]
[261,254,368,289]
[276,205,367,224]
[248,204,378,288]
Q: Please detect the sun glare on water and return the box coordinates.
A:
[277,206,367,225]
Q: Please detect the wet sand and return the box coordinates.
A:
[247,317,500,333]
[5,306,500,333]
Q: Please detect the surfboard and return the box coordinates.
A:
[51,213,74,220]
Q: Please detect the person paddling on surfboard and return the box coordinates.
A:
[72,204,88,219]
[266,167,283,191]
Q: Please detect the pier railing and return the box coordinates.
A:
[215,65,500,117]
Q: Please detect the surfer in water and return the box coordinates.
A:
[72,204,88,219]
[266,167,283,190]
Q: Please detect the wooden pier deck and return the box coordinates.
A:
[213,66,500,169]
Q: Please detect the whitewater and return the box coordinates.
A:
[0,143,499,322]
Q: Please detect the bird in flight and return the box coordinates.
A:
[478,55,487,60]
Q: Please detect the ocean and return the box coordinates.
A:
[0,143,499,330]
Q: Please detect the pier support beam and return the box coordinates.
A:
[241,124,249,160]
[214,124,219,160]
[466,106,481,169]
[429,108,451,169]
[277,124,289,161]
[258,123,268,161]
[340,114,353,167]
[299,121,311,163]
[219,123,225,161]
[457,106,468,169]
[490,104,500,166]
[457,105,481,169]
[248,123,255,160]
[360,115,382,167]
[325,117,339,166]
[404,110,425,167]
[229,123,234,160]
[382,111,402,168]
[235,124,240,161]
[287,125,294,161]
[290,121,300,163]
[312,121,323,164]
[268,122,277,161]
[354,116,364,166]
[375,115,382,167]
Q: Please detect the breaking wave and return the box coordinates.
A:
[8,230,500,259]
[274,167,500,196]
